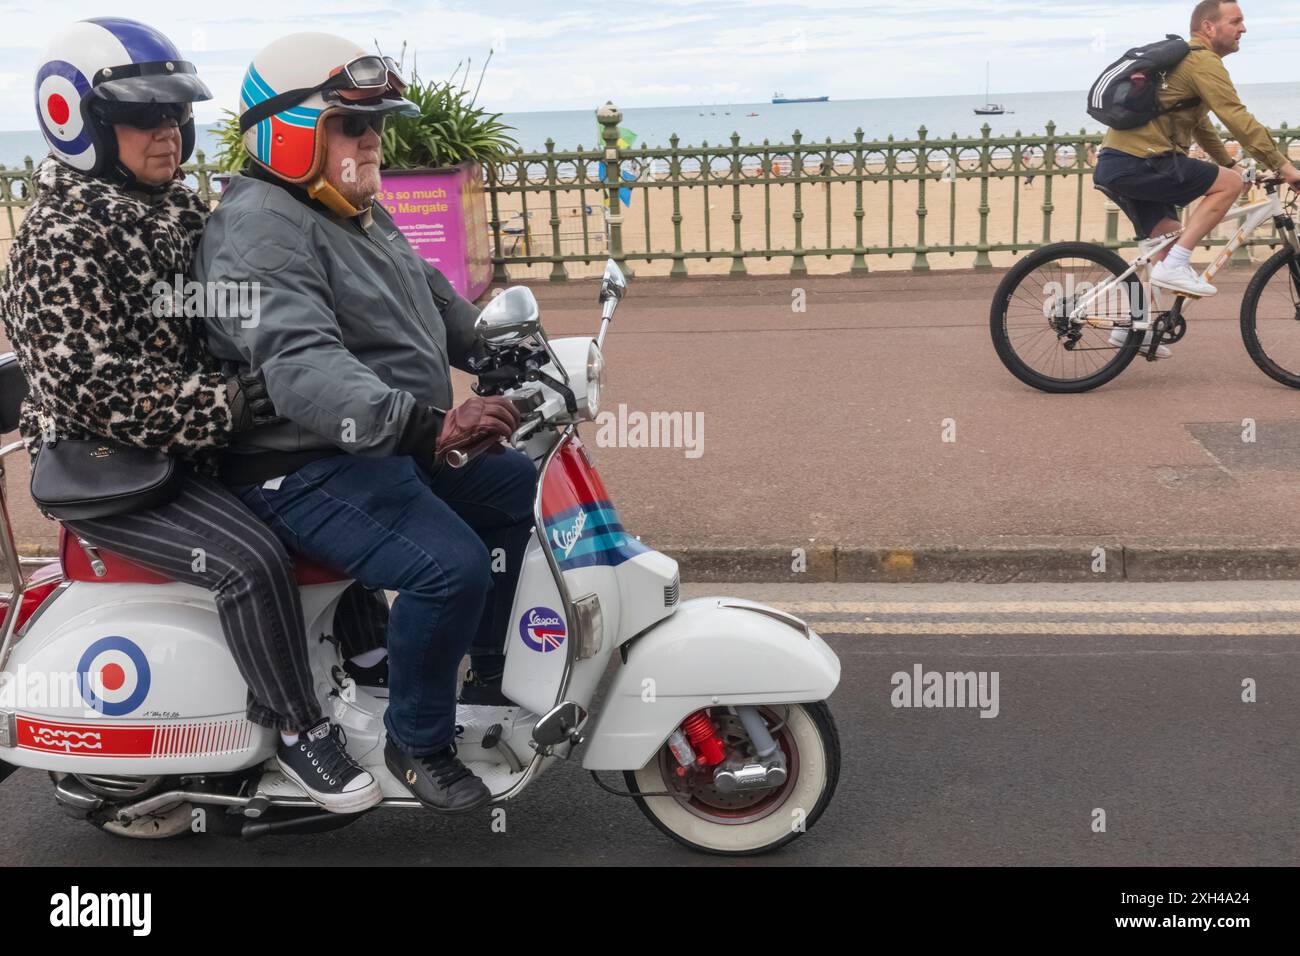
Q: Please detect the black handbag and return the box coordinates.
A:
[30,438,182,521]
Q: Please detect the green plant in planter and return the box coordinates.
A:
[381,67,518,170]
[211,108,250,173]
[210,53,517,174]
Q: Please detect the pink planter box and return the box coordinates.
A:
[378,163,492,302]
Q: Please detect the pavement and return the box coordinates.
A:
[3,266,1300,582]
[520,266,1300,582]
[3,579,1296,866]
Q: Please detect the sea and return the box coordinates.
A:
[3,83,1299,169]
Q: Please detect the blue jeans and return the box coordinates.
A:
[232,448,537,755]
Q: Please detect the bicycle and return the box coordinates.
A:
[989,166,1300,393]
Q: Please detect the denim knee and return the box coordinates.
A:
[409,531,493,609]
[501,448,540,521]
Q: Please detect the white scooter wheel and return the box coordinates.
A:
[623,702,840,856]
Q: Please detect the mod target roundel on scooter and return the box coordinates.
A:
[77,635,151,716]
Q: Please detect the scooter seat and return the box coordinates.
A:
[57,527,348,585]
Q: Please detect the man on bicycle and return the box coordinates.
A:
[1093,0,1300,313]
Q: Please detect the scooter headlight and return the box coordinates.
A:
[586,340,605,419]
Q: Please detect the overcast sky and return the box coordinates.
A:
[2,0,1299,129]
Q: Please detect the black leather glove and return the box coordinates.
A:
[225,372,281,433]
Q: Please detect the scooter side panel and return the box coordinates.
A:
[580,597,841,771]
[501,540,570,714]
[0,582,275,774]
[505,433,674,715]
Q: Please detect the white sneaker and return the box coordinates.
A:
[1108,327,1172,359]
[1149,259,1217,298]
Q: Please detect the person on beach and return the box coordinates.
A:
[0,18,385,814]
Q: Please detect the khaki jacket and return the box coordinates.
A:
[1101,40,1287,170]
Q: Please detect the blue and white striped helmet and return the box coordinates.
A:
[35,18,210,174]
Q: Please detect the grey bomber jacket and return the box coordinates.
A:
[192,170,481,484]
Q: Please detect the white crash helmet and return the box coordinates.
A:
[238,32,418,185]
[35,17,210,177]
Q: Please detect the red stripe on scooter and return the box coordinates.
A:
[540,437,611,520]
[16,716,155,757]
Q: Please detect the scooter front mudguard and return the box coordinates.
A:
[580,597,840,771]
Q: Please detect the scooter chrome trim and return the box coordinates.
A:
[718,600,811,639]
[16,580,71,639]
[479,420,576,805]
[0,454,28,673]
[111,787,427,823]
[536,424,580,709]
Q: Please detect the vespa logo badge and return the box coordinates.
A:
[31,727,103,752]
[519,607,566,652]
[550,510,587,559]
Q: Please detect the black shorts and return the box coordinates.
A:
[1092,148,1222,239]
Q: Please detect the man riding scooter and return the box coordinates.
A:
[193,33,537,813]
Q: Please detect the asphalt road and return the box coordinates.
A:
[2,580,1296,867]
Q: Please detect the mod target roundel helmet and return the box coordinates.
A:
[238,32,418,186]
[35,18,211,176]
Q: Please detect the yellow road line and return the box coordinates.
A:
[813,621,1300,635]
[782,601,1300,615]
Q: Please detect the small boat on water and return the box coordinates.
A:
[772,92,829,104]
[974,63,1012,115]
[746,112,759,117]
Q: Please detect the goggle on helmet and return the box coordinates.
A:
[239,34,419,185]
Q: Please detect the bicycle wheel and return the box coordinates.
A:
[990,242,1145,393]
[1241,246,1300,389]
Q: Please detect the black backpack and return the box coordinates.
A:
[1087,35,1202,130]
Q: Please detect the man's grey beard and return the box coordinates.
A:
[339,170,381,210]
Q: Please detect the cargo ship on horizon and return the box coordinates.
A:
[772,92,830,104]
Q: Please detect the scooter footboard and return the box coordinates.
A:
[580,598,840,771]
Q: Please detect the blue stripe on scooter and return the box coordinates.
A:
[544,501,650,569]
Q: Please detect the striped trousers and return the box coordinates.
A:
[64,471,385,732]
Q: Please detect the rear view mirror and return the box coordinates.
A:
[599,260,627,304]
[476,286,540,346]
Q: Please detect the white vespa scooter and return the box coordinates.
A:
[0,261,841,855]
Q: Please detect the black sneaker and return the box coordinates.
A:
[458,668,513,707]
[384,740,492,813]
[277,720,383,814]
[344,655,389,699]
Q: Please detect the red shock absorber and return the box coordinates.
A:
[681,710,726,767]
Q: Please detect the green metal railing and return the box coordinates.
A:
[485,103,1300,280]
[4,113,1299,285]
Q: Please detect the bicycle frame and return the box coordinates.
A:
[1064,186,1296,333]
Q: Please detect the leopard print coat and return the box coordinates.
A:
[0,158,231,459]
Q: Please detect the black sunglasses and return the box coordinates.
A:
[339,112,386,138]
[96,101,192,130]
